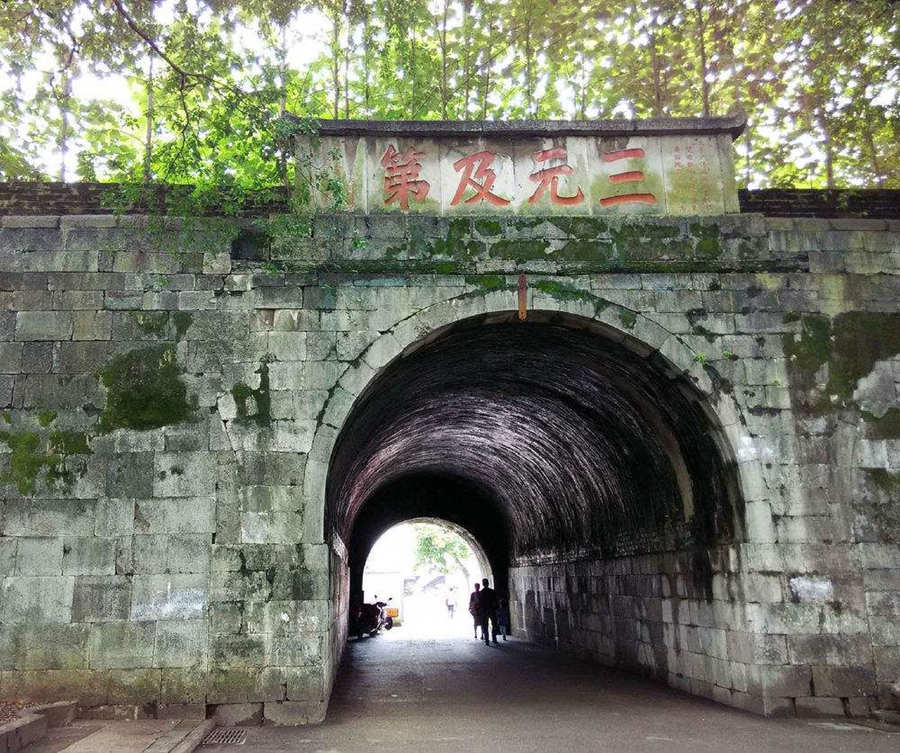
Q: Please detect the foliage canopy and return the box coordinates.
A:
[1,0,897,194]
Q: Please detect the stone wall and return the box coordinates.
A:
[0,210,897,720]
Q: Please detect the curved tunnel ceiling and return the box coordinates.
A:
[327,312,741,563]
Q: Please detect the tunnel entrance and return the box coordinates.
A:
[326,310,743,684]
[360,519,493,638]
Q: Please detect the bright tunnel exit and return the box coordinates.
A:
[362,520,493,640]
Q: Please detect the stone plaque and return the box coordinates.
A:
[291,116,744,217]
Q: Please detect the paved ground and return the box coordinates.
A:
[25,718,206,753]
[205,631,898,753]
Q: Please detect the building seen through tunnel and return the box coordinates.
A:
[0,117,898,725]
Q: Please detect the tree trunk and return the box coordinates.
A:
[650,30,663,117]
[817,109,834,189]
[440,0,449,119]
[862,121,883,188]
[143,55,154,183]
[331,10,340,119]
[695,2,710,117]
[58,72,71,182]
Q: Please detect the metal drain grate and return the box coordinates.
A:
[202,727,247,745]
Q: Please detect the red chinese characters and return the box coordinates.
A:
[527,147,584,206]
[598,148,656,207]
[381,145,430,210]
[450,150,510,206]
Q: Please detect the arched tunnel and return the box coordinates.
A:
[325,310,743,656]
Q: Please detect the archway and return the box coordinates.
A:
[324,308,745,690]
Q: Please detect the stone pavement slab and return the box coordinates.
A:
[207,634,899,753]
[23,718,210,753]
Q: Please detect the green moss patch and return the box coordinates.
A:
[173,311,193,340]
[99,345,195,431]
[232,359,272,427]
[784,312,900,415]
[533,280,608,315]
[0,426,91,496]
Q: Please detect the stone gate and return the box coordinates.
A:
[0,117,898,723]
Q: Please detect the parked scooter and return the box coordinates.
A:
[350,596,393,638]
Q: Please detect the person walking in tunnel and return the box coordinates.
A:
[468,582,482,639]
[477,578,499,645]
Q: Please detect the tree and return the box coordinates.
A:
[0,0,894,189]
[413,523,472,588]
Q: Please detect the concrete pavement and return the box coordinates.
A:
[207,631,898,753]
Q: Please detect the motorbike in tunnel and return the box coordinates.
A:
[350,596,394,639]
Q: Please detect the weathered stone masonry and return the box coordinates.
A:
[0,186,898,721]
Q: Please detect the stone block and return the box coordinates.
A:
[795,696,848,717]
[1,576,74,624]
[263,700,324,725]
[61,537,116,575]
[15,624,90,669]
[0,537,16,575]
[88,621,156,668]
[15,537,62,575]
[54,341,109,373]
[0,712,48,752]
[105,667,163,703]
[160,667,207,704]
[106,453,154,498]
[2,668,108,706]
[214,702,263,726]
[132,535,169,574]
[0,375,12,406]
[72,575,132,622]
[3,500,96,537]
[759,665,812,697]
[154,620,207,667]
[786,634,873,667]
[0,342,23,373]
[15,311,73,341]
[153,453,216,497]
[165,534,212,574]
[20,342,53,373]
[94,499,135,537]
[211,634,266,668]
[156,703,206,720]
[812,666,877,697]
[130,573,207,620]
[134,498,216,535]
[726,631,788,665]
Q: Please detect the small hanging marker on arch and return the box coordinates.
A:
[518,274,527,320]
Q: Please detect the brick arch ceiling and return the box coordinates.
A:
[326,313,741,561]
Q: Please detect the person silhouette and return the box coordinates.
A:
[468,582,481,639]
[477,578,499,645]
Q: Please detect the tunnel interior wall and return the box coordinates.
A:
[0,210,897,721]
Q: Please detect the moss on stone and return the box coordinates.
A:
[619,310,637,329]
[489,239,550,260]
[0,430,47,495]
[862,408,900,440]
[784,312,900,416]
[173,311,193,340]
[465,275,506,292]
[533,280,608,314]
[232,359,272,427]
[474,219,502,237]
[867,468,900,494]
[37,409,57,427]
[783,315,831,378]
[99,345,195,432]
[0,425,90,496]
[828,312,900,400]
[690,223,722,259]
[131,311,169,338]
